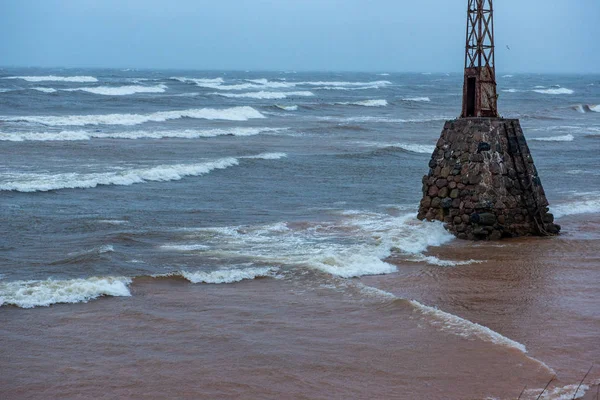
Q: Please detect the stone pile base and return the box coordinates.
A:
[418,118,560,240]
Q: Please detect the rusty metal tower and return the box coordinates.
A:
[461,0,499,118]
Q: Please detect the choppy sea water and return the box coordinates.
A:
[0,69,599,399]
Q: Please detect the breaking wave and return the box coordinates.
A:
[0,106,265,126]
[533,87,574,95]
[213,91,314,99]
[551,193,600,218]
[408,300,528,353]
[0,127,285,142]
[336,99,388,107]
[179,267,277,284]
[0,277,132,308]
[572,104,600,113]
[65,84,167,96]
[356,141,435,154]
[171,77,391,91]
[175,212,473,280]
[3,75,98,83]
[402,97,431,102]
[0,154,284,192]
[33,87,57,93]
[275,105,298,111]
[529,134,574,142]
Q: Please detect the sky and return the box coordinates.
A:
[1,0,598,73]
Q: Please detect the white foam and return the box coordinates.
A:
[590,105,600,112]
[336,99,388,107]
[179,267,277,284]
[402,97,431,102]
[0,127,284,142]
[529,134,574,142]
[318,116,452,124]
[0,277,131,308]
[182,212,462,280]
[502,88,520,93]
[1,154,286,192]
[97,219,129,225]
[65,84,167,96]
[409,300,528,353]
[302,80,391,87]
[573,104,586,113]
[0,158,239,192]
[242,152,287,160]
[377,73,390,76]
[1,106,265,126]
[4,75,98,83]
[523,384,589,400]
[214,91,314,99]
[160,244,209,251]
[356,141,435,154]
[551,194,600,218]
[275,105,298,111]
[533,87,574,95]
[33,87,57,93]
[502,75,514,78]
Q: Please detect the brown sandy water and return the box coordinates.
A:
[1,215,599,400]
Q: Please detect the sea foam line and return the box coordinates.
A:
[3,75,98,83]
[0,106,265,126]
[0,277,132,308]
[0,153,285,192]
[0,127,286,142]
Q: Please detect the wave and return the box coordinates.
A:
[529,134,574,142]
[275,105,298,111]
[0,127,284,142]
[179,267,277,284]
[551,193,600,218]
[336,99,388,107]
[0,276,131,308]
[318,85,382,91]
[502,88,520,93]
[178,212,466,280]
[301,80,391,87]
[502,75,514,78]
[523,383,590,400]
[1,154,285,192]
[3,75,98,83]
[213,91,314,99]
[409,300,527,352]
[65,84,167,96]
[402,97,431,102]
[33,87,57,93]
[533,87,574,95]
[572,104,600,113]
[317,115,452,124]
[173,77,391,91]
[242,152,287,160]
[171,77,224,85]
[356,141,435,154]
[1,106,265,126]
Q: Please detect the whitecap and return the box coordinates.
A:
[213,91,314,99]
[502,89,520,93]
[0,277,132,308]
[275,105,298,111]
[589,105,600,113]
[533,87,574,95]
[65,84,167,96]
[502,75,514,78]
[1,106,265,126]
[242,152,287,160]
[529,134,574,142]
[336,99,388,107]
[0,127,284,142]
[3,75,98,83]
[402,97,431,102]
[33,87,57,93]
[551,194,600,218]
[159,244,210,251]
[356,141,435,154]
[179,267,277,284]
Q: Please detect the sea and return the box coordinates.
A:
[0,68,599,400]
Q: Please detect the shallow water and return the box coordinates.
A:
[0,69,599,399]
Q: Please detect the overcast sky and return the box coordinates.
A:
[1,0,598,73]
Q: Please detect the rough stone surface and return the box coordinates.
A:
[417,118,560,240]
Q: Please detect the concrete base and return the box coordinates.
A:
[418,118,560,240]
